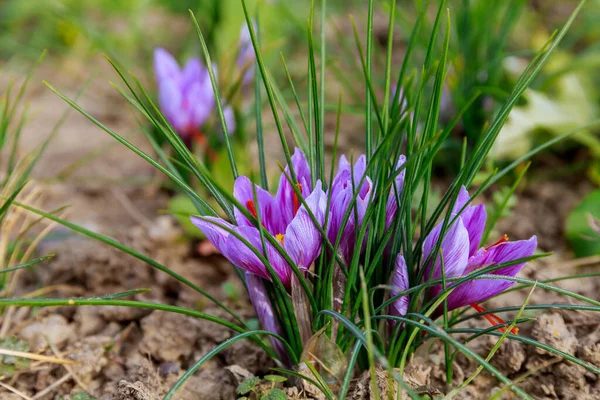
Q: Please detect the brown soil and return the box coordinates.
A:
[2,53,599,400]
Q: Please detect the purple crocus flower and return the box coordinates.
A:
[391,186,536,330]
[154,48,235,145]
[237,23,256,86]
[327,155,373,265]
[191,148,326,289]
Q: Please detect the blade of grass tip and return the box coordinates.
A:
[279,53,310,149]
[392,0,430,114]
[360,267,380,400]
[444,283,537,399]
[163,330,297,400]
[7,104,28,175]
[0,81,13,149]
[381,0,396,134]
[269,67,309,154]
[320,0,326,150]
[365,0,374,156]
[481,162,530,244]
[188,10,238,179]
[307,0,317,183]
[240,0,297,184]
[254,15,268,190]
[348,16,385,136]
[0,255,55,275]
[0,181,26,223]
[11,200,247,327]
[5,50,47,125]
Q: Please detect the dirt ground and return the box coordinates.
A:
[1,51,599,400]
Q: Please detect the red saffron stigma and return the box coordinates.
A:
[246,200,257,219]
[470,303,519,335]
[191,129,206,145]
[486,234,509,250]
[293,183,303,216]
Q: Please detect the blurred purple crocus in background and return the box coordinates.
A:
[390,186,536,332]
[237,22,256,86]
[153,48,235,146]
[191,148,326,289]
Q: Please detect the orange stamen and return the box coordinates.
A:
[470,303,519,334]
[246,200,257,219]
[486,234,509,250]
[276,233,285,245]
[293,183,303,216]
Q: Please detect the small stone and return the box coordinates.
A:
[158,362,179,378]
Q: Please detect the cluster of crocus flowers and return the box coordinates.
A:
[153,48,235,147]
[390,186,537,332]
[192,148,410,360]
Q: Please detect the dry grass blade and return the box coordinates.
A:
[0,380,34,400]
[0,348,75,365]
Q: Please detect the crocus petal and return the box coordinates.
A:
[154,48,180,82]
[245,272,289,363]
[186,80,214,128]
[423,216,470,282]
[181,58,203,88]
[222,104,236,134]
[333,155,370,199]
[445,236,537,310]
[225,226,290,286]
[284,181,327,270]
[276,148,312,224]
[390,254,410,317]
[338,154,350,172]
[451,186,471,215]
[190,216,233,255]
[158,80,189,134]
[483,236,538,277]
[451,186,487,255]
[233,176,284,235]
[462,204,486,256]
